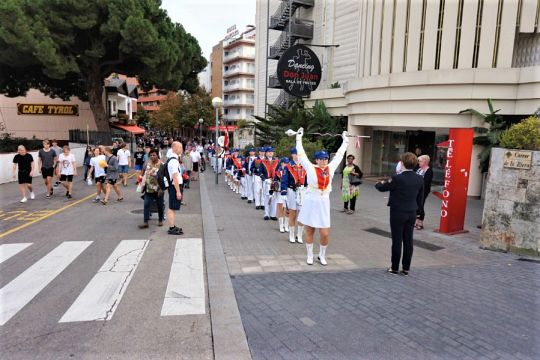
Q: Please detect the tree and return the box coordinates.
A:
[135,107,151,128]
[460,99,513,173]
[500,116,540,150]
[178,88,214,128]
[151,93,179,133]
[0,0,206,132]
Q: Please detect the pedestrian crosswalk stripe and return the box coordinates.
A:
[0,243,32,264]
[59,240,149,323]
[161,238,206,316]
[0,241,92,326]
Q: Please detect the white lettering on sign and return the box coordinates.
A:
[440,139,455,218]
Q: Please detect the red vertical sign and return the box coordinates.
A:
[433,128,474,234]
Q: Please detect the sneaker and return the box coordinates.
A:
[116,197,124,202]
[270,217,278,221]
[387,268,398,275]
[318,256,328,266]
[45,194,51,199]
[167,226,184,235]
[53,182,59,187]
[93,198,100,203]
[101,200,108,205]
[306,255,313,265]
[67,193,72,199]
[400,270,409,276]
[65,191,69,197]
[158,221,163,227]
[138,223,149,229]
[20,197,27,203]
[30,192,35,200]
[264,216,270,220]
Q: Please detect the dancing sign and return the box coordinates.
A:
[277,44,322,97]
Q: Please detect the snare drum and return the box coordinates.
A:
[264,179,272,196]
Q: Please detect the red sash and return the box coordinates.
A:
[287,163,306,186]
[315,166,330,191]
[232,157,243,169]
[262,159,278,179]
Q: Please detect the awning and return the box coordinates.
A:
[111,124,146,135]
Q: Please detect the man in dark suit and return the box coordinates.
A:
[375,152,424,276]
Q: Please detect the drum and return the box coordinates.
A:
[264,179,272,196]
[296,186,306,206]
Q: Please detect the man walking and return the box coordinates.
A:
[166,141,184,235]
[117,143,131,186]
[101,147,123,204]
[38,139,57,198]
[57,145,77,199]
[189,146,201,181]
[12,145,35,203]
[51,140,62,187]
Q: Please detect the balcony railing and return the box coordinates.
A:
[222,113,247,121]
[223,99,255,107]
[268,19,313,60]
[223,83,255,92]
[272,90,295,110]
[269,0,315,31]
[223,51,255,63]
[268,73,282,89]
[223,67,256,77]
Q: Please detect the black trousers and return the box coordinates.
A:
[389,210,416,271]
[343,195,357,211]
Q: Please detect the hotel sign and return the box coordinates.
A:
[17,103,79,116]
[277,44,322,97]
[503,150,532,169]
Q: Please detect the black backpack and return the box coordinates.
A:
[157,158,174,190]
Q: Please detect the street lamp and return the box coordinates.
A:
[211,97,222,185]
[198,118,204,143]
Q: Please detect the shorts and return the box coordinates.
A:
[107,179,117,185]
[118,165,129,173]
[168,186,181,211]
[95,176,106,184]
[192,162,199,172]
[135,164,143,171]
[60,174,73,182]
[41,167,54,178]
[18,172,32,184]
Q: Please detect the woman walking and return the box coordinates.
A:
[295,128,348,265]
[87,147,107,202]
[138,149,164,228]
[101,147,123,204]
[83,146,93,181]
[341,155,362,214]
[415,155,433,230]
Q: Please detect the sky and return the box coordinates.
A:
[161,0,257,60]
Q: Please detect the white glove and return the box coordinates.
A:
[296,127,304,141]
[342,130,349,145]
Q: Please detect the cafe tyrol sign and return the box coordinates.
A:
[17,103,79,116]
[277,44,322,97]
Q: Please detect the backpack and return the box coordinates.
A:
[157,158,174,190]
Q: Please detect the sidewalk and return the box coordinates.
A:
[202,172,539,360]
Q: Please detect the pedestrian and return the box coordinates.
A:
[83,145,93,181]
[190,146,201,181]
[51,140,62,187]
[415,155,433,230]
[117,143,131,186]
[134,145,145,181]
[12,145,35,203]
[245,148,257,204]
[57,145,77,199]
[111,141,119,156]
[375,152,424,276]
[87,147,107,203]
[181,149,192,189]
[38,139,58,198]
[341,155,363,214]
[283,147,307,243]
[276,157,289,233]
[251,147,265,210]
[260,147,279,221]
[166,141,184,235]
[295,128,348,265]
[138,149,164,229]
[196,142,205,172]
[101,147,123,204]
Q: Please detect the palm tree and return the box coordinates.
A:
[459,99,512,173]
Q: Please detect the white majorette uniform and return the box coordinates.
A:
[296,133,348,229]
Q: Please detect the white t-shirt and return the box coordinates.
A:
[90,155,106,177]
[167,154,183,186]
[166,148,174,159]
[58,153,76,175]
[190,150,201,163]
[117,149,131,165]
[196,145,203,153]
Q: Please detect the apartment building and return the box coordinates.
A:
[255,0,540,196]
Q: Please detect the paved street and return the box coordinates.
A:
[0,170,539,359]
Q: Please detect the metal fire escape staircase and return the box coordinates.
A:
[267,0,314,110]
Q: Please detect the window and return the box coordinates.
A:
[403,0,411,72]
[378,0,386,74]
[418,0,428,70]
[492,0,504,68]
[472,0,484,68]
[434,0,445,69]
[389,0,397,73]
[453,0,464,69]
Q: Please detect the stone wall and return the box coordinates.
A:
[480,148,540,256]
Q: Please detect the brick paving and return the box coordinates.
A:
[203,172,539,359]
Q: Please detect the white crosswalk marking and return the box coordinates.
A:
[0,241,92,326]
[161,238,206,316]
[59,240,149,323]
[0,243,32,264]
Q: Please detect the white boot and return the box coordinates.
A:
[279,217,285,233]
[296,225,304,244]
[288,226,296,243]
[284,217,289,232]
[306,243,313,265]
[318,245,328,266]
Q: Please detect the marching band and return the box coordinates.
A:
[209,127,348,266]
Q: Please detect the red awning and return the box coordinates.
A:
[111,124,146,135]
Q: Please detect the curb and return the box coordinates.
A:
[200,174,252,360]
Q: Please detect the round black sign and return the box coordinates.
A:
[277,44,322,97]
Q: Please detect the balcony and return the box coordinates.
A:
[223,98,255,107]
[223,67,256,78]
[272,90,295,110]
[268,73,282,89]
[223,51,255,64]
[223,82,255,92]
[269,0,315,31]
[268,19,314,60]
[222,113,247,121]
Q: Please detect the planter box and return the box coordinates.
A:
[480,148,540,256]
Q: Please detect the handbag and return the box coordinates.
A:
[348,174,362,186]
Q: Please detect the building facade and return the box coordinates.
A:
[255,0,540,196]
[210,42,224,99]
[222,26,257,126]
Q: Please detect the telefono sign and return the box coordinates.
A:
[17,103,79,116]
[277,44,322,97]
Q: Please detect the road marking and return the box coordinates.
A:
[0,241,92,326]
[161,238,206,316]
[59,239,149,323]
[0,243,32,264]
